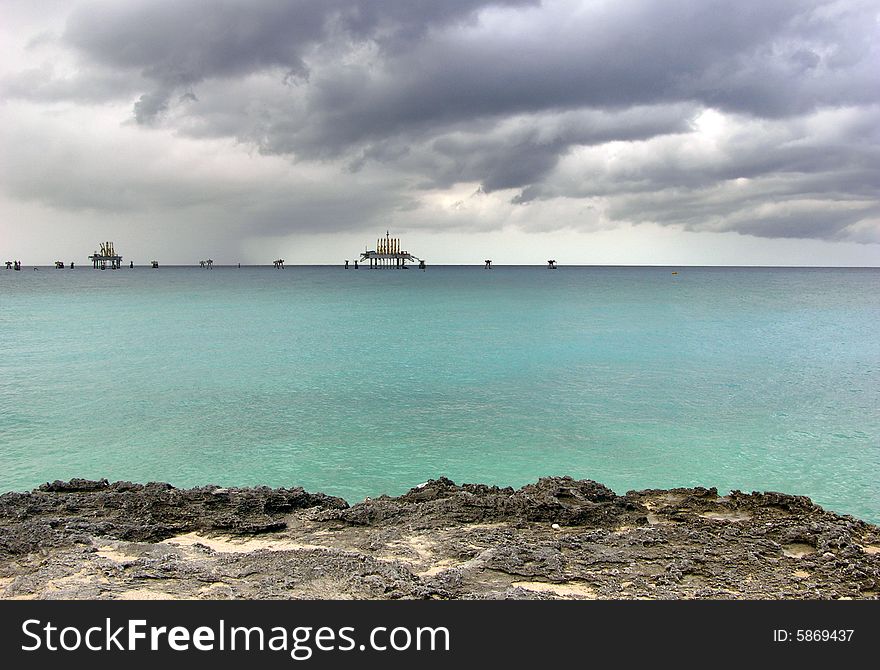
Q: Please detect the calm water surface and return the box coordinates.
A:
[1,266,878,521]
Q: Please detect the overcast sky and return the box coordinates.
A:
[1,0,878,265]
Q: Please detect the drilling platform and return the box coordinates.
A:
[354,231,425,269]
[89,242,123,269]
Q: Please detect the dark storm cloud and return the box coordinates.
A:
[555,106,880,198]
[61,0,537,123]
[424,105,698,192]
[3,0,879,244]
[62,0,877,129]
[152,0,877,168]
[546,103,880,241]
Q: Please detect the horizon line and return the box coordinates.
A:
[5,263,880,269]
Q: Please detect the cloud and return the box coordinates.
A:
[0,0,878,248]
[59,0,537,120]
[0,101,412,240]
[543,106,880,242]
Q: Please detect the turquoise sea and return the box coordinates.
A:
[1,266,878,522]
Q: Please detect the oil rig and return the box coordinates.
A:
[89,242,123,269]
[353,231,425,269]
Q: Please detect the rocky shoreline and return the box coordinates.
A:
[1,476,878,599]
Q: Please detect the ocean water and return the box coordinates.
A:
[1,266,878,522]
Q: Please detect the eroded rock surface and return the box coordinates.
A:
[1,476,877,600]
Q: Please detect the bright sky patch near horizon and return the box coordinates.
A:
[1,0,878,266]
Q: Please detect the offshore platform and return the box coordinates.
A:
[351,231,425,270]
[89,242,123,269]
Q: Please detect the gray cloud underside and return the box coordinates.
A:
[4,0,880,242]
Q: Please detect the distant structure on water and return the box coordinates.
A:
[355,231,425,270]
[273,259,285,269]
[89,242,122,269]
[199,259,214,269]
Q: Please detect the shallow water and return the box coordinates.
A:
[1,265,878,521]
